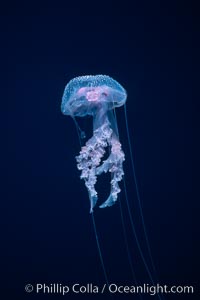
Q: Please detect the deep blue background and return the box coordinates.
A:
[3,1,199,299]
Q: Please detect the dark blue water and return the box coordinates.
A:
[3,2,199,299]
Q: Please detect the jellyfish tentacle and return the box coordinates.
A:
[99,136,125,208]
[76,117,125,212]
[76,119,112,212]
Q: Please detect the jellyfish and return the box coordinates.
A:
[61,75,163,300]
[61,75,127,213]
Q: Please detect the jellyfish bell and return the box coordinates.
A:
[61,75,127,117]
[61,75,127,213]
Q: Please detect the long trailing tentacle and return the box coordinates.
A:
[73,118,110,291]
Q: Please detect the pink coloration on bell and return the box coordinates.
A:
[86,90,100,102]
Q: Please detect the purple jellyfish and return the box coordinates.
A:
[61,75,127,213]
